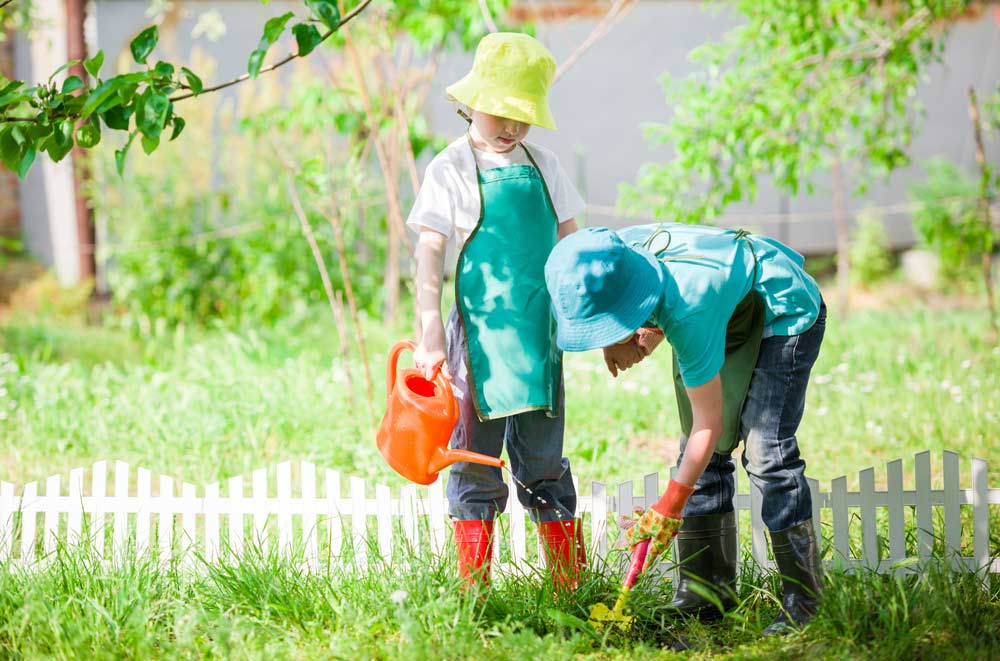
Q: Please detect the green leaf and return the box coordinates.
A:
[84,50,104,78]
[0,127,20,170]
[130,26,159,65]
[292,23,323,56]
[140,134,159,155]
[76,122,101,148]
[247,49,267,79]
[17,143,36,180]
[0,81,22,98]
[154,61,175,78]
[81,79,120,118]
[103,104,134,131]
[47,59,81,84]
[306,0,340,31]
[181,67,203,95]
[135,89,171,139]
[0,86,37,110]
[169,116,186,141]
[61,75,85,94]
[261,12,294,46]
[115,132,136,178]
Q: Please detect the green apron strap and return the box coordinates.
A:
[672,230,764,455]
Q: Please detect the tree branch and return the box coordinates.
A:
[478,0,498,33]
[553,0,637,84]
[169,0,374,102]
[0,0,16,10]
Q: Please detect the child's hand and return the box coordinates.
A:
[635,328,665,357]
[624,508,683,572]
[415,330,451,381]
[602,335,643,377]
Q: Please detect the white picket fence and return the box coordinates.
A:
[1,450,997,578]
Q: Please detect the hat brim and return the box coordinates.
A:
[555,246,664,352]
[446,74,557,131]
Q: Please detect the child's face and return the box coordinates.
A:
[470,110,530,153]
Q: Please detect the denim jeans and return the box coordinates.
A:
[677,303,827,532]
[444,308,577,523]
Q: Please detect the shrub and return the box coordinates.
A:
[87,77,390,332]
[850,209,895,287]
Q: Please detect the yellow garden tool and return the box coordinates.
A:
[589,538,650,631]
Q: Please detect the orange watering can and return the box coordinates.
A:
[376,340,505,485]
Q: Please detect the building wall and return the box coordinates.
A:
[18,0,1000,273]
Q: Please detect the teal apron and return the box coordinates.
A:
[660,229,765,455]
[455,137,562,421]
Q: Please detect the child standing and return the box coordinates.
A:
[407,33,586,587]
[544,223,826,635]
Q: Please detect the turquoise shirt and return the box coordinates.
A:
[617,223,823,388]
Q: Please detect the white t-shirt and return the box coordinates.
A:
[406,135,586,248]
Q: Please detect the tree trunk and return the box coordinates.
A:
[967,86,998,341]
[66,0,96,285]
[831,157,851,316]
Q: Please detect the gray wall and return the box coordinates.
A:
[34,1,1000,265]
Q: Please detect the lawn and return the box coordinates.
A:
[0,287,998,658]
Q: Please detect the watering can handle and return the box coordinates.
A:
[386,340,457,420]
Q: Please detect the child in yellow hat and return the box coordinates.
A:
[406,32,585,588]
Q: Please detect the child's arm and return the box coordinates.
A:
[557,217,579,240]
[414,227,451,380]
[675,373,724,486]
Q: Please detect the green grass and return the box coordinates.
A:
[1,299,999,657]
[0,541,996,659]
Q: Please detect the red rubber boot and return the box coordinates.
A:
[538,519,587,590]
[454,519,495,588]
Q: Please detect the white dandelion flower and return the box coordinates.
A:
[390,590,408,604]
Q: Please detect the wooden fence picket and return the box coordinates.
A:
[136,468,151,557]
[205,482,220,563]
[301,462,318,571]
[0,451,994,579]
[21,481,36,562]
[114,461,129,558]
[860,467,878,566]
[943,451,961,560]
[376,483,392,561]
[887,459,905,567]
[44,474,60,556]
[159,475,173,563]
[915,451,933,562]
[277,462,292,555]
[228,475,244,560]
[831,475,849,565]
[0,481,12,560]
[350,476,367,568]
[92,461,106,559]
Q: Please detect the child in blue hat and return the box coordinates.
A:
[407,33,586,589]
[545,223,826,635]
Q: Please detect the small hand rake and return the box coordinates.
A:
[588,538,650,631]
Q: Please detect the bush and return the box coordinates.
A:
[908,159,992,286]
[850,210,895,287]
[87,77,391,332]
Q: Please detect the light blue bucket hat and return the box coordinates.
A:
[544,227,665,352]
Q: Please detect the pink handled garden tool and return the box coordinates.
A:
[588,538,651,631]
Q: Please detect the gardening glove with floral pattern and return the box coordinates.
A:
[624,479,695,571]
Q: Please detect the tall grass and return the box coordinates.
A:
[0,541,996,659]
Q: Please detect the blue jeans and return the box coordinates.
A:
[677,303,827,532]
[444,308,577,523]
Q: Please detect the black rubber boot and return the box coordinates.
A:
[763,519,823,636]
[666,512,738,620]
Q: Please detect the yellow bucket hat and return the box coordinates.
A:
[446,32,557,131]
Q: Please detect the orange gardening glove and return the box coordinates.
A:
[625,479,694,571]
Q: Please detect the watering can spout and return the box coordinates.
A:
[428,448,505,475]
